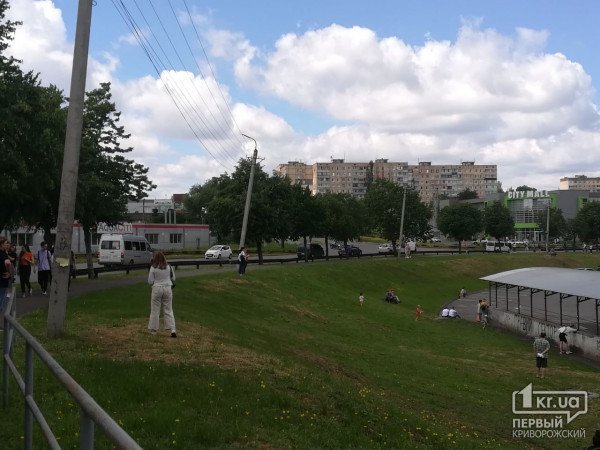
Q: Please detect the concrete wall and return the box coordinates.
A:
[491,308,600,363]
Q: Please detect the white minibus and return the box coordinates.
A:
[98,234,153,266]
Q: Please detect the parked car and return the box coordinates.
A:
[378,243,394,254]
[204,245,233,260]
[338,244,362,257]
[485,241,512,253]
[297,243,325,259]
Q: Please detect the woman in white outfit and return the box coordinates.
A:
[147,251,177,337]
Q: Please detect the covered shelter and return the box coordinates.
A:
[480,267,600,336]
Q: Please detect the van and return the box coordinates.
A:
[98,234,153,266]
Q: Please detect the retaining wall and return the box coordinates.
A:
[491,309,600,363]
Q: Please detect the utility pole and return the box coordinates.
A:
[239,134,258,250]
[545,202,550,252]
[47,0,93,337]
[397,186,407,259]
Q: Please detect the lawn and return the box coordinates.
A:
[1,253,599,449]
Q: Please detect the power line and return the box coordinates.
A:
[111,0,249,171]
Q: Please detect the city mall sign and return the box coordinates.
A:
[507,190,549,199]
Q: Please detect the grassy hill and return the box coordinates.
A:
[2,253,599,449]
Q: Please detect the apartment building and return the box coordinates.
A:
[412,161,498,203]
[275,161,313,190]
[276,159,498,202]
[559,175,600,192]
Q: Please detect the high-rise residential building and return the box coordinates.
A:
[275,161,313,190]
[411,161,498,203]
[559,175,600,192]
[276,159,498,202]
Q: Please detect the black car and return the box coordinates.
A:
[297,243,325,259]
[338,244,362,257]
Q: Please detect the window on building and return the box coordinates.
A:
[170,233,182,244]
[15,233,34,246]
[146,233,159,245]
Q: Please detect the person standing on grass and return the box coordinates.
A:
[358,292,365,307]
[238,246,248,276]
[36,241,53,295]
[533,332,550,378]
[557,324,577,354]
[415,305,423,321]
[147,251,177,338]
[18,244,34,297]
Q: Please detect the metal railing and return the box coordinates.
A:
[2,288,141,449]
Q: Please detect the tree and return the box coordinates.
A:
[484,201,514,241]
[76,83,155,276]
[457,188,478,200]
[437,204,483,253]
[364,180,432,253]
[573,202,600,246]
[535,207,567,243]
[290,184,324,260]
[515,185,536,192]
[319,193,365,249]
[364,179,404,252]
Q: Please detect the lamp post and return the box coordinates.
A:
[240,134,258,250]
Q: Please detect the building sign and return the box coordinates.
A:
[508,190,548,199]
[96,222,132,234]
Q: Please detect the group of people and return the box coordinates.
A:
[531,324,578,378]
[384,288,400,304]
[1,238,57,310]
[440,306,460,318]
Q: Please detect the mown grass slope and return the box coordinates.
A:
[1,252,599,449]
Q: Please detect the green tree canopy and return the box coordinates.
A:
[457,188,478,200]
[535,207,567,242]
[574,202,600,245]
[483,201,514,241]
[75,82,155,274]
[437,204,483,253]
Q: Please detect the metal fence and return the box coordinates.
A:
[2,288,142,449]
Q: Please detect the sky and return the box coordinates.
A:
[5,0,600,198]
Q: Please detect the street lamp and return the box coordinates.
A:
[397,179,415,259]
[239,134,258,250]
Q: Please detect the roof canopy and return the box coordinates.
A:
[480,267,600,299]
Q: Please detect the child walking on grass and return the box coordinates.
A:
[358,292,365,307]
[415,305,423,321]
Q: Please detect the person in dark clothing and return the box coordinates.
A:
[18,244,34,297]
[36,242,53,295]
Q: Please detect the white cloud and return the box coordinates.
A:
[7,1,600,197]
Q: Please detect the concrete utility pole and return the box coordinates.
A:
[397,185,407,259]
[47,0,93,337]
[545,201,550,252]
[239,134,258,250]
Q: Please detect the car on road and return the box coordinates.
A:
[204,245,233,260]
[378,243,394,254]
[485,241,512,253]
[297,243,325,259]
[339,244,362,257]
